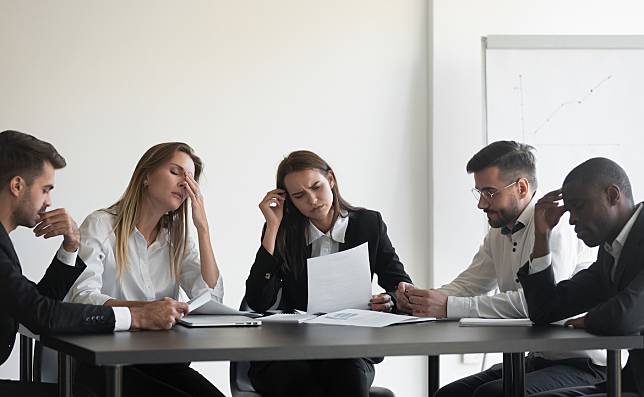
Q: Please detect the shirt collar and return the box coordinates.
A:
[133,225,169,246]
[306,210,349,246]
[500,191,537,235]
[604,203,643,259]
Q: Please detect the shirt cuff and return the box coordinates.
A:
[56,244,78,267]
[529,253,552,274]
[113,307,132,331]
[446,296,472,319]
[209,274,224,303]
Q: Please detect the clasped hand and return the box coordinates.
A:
[396,282,448,318]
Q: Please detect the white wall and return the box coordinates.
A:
[433,0,644,386]
[0,1,429,396]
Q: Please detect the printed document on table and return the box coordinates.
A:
[307,242,372,313]
[305,309,436,327]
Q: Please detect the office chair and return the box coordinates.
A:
[230,295,395,397]
[230,361,395,397]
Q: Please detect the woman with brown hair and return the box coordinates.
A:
[245,150,412,397]
[69,142,224,397]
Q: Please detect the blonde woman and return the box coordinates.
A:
[70,142,224,397]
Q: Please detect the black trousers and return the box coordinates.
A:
[249,358,376,397]
[434,356,607,397]
[76,362,225,397]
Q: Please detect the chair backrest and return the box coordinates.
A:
[229,361,261,397]
[229,360,394,397]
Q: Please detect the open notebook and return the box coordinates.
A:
[260,311,319,324]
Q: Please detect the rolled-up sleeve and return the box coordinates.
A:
[180,235,224,302]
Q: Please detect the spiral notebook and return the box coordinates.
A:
[260,311,319,324]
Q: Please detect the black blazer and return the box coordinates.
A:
[518,205,644,394]
[245,209,413,313]
[0,223,115,366]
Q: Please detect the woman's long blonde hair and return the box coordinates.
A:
[106,142,203,280]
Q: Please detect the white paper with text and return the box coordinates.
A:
[307,242,372,313]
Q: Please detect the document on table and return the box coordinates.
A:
[305,309,436,328]
[458,318,533,327]
[307,242,372,313]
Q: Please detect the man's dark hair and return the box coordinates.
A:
[0,130,66,186]
[466,140,538,189]
[563,157,633,203]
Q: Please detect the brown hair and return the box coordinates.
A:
[107,142,202,280]
[0,130,66,186]
[466,140,538,189]
[275,150,357,277]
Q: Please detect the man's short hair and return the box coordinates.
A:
[0,130,66,186]
[466,140,538,189]
[563,157,633,203]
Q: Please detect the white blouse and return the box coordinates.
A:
[69,210,224,306]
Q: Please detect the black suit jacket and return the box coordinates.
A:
[0,223,115,366]
[518,205,644,394]
[245,209,413,313]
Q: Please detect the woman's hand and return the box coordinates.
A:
[259,189,286,255]
[183,171,208,233]
[259,188,286,229]
[183,171,220,288]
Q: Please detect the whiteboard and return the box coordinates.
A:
[483,35,644,200]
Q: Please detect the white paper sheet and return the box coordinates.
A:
[306,242,372,313]
[192,298,260,317]
[305,309,435,328]
[187,291,211,312]
[458,318,533,327]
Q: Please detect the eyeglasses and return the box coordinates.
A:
[471,181,517,203]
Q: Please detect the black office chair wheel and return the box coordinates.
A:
[369,386,395,397]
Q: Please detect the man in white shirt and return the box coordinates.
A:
[0,130,188,397]
[396,141,605,397]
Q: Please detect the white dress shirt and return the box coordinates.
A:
[306,211,349,256]
[438,192,605,364]
[68,210,224,330]
[56,244,131,331]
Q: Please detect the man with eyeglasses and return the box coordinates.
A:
[396,141,604,397]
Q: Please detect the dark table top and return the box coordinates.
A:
[39,321,644,366]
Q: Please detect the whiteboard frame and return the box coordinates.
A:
[481,35,644,143]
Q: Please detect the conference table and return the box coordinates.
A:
[23,320,642,397]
